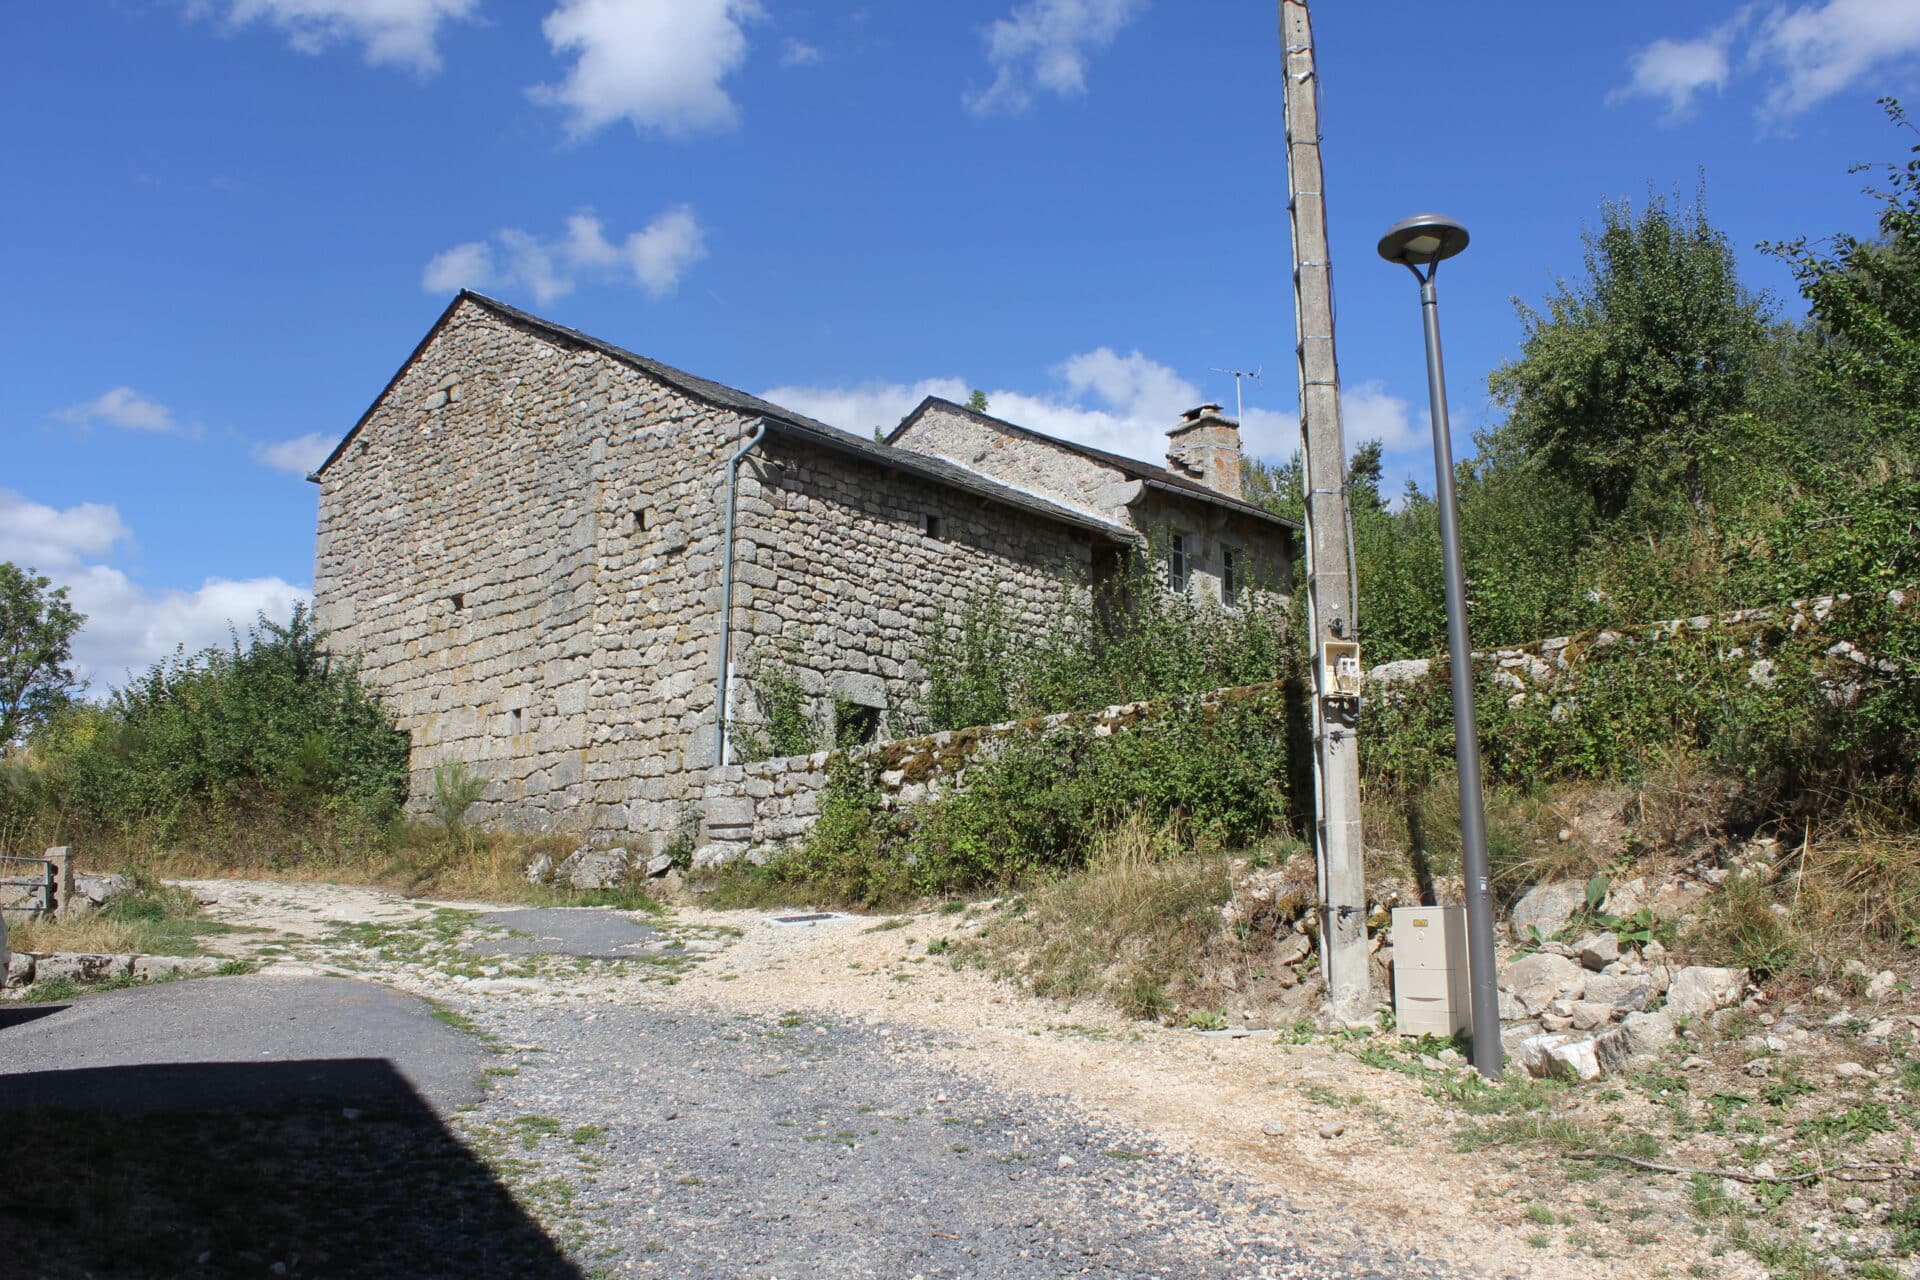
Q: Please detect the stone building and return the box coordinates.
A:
[310,291,1296,847]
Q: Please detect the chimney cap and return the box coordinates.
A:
[1168,403,1238,436]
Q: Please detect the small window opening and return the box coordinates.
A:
[923,513,944,539]
[1168,534,1189,592]
[634,508,650,531]
[1221,548,1238,603]
[509,708,523,733]
[833,703,882,749]
[448,592,465,611]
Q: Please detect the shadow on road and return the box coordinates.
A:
[0,1058,581,1280]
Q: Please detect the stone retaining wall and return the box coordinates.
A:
[694,685,1283,867]
[693,587,1909,868]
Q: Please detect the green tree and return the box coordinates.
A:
[0,562,84,750]
[1769,98,1920,444]
[966,388,990,413]
[1346,439,1387,514]
[1491,187,1772,524]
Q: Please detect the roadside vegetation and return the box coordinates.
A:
[0,607,647,906]
[724,108,1920,1036]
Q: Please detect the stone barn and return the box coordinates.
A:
[310,291,1297,849]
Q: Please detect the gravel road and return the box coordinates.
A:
[456,996,1464,1279]
[3,888,1517,1279]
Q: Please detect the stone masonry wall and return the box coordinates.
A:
[315,298,748,843]
[722,433,1101,745]
[892,402,1294,608]
[694,587,1907,866]
[317,298,1130,847]
[895,402,1125,516]
[697,688,1267,866]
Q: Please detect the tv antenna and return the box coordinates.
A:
[1209,365,1262,425]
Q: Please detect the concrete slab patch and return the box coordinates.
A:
[469,907,660,960]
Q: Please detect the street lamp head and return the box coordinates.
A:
[1377,213,1470,268]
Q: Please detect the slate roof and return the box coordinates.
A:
[888,397,1301,533]
[311,292,1138,545]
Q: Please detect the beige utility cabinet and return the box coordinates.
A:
[1392,905,1471,1038]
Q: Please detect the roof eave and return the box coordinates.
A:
[1139,479,1302,533]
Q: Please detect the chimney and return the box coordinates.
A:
[1165,404,1243,498]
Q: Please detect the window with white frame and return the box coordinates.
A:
[1168,533,1189,592]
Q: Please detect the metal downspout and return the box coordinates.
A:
[714,419,769,769]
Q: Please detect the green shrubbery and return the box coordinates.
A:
[1362,594,1920,823]
[1,606,409,857]
[736,559,1304,905]
[920,551,1292,732]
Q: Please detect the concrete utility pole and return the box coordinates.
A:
[1279,0,1370,1023]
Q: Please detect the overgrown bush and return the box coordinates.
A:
[1360,595,1920,824]
[747,683,1300,907]
[919,549,1293,732]
[2,606,408,856]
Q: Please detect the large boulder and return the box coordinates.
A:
[556,846,631,891]
[1516,1029,1630,1081]
[1621,1010,1676,1058]
[1499,951,1587,1017]
[32,952,134,984]
[1664,966,1749,1019]
[1582,972,1656,1013]
[1574,932,1620,971]
[72,873,134,907]
[1510,880,1586,941]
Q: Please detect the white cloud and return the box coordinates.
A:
[762,361,1442,508]
[1610,18,1743,121]
[1615,1,1920,124]
[761,377,971,437]
[1338,380,1428,455]
[780,38,822,68]
[60,565,311,691]
[251,432,336,475]
[0,490,308,691]
[965,0,1148,116]
[195,0,477,73]
[421,240,494,294]
[421,206,708,304]
[1751,0,1920,120]
[0,490,131,573]
[766,347,1215,464]
[532,0,762,139]
[55,387,191,436]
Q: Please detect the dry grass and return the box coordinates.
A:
[958,815,1317,1024]
[1361,779,1617,908]
[6,879,227,957]
[75,827,640,910]
[1687,821,1920,979]
[8,911,147,955]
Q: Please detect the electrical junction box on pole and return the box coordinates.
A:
[1322,641,1363,701]
[1391,906,1471,1038]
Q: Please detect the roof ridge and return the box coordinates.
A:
[891,395,1298,531]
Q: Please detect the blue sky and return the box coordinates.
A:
[5,0,1919,688]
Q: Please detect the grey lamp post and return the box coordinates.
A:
[1377,214,1503,1079]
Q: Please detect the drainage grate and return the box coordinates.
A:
[772,913,836,924]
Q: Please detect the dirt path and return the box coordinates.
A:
[174,879,1740,1280]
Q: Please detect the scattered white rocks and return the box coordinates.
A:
[557,846,631,891]
[1574,932,1619,971]
[1664,966,1750,1020]
[1500,952,1587,1016]
[1620,1010,1676,1058]
[1509,881,1585,941]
